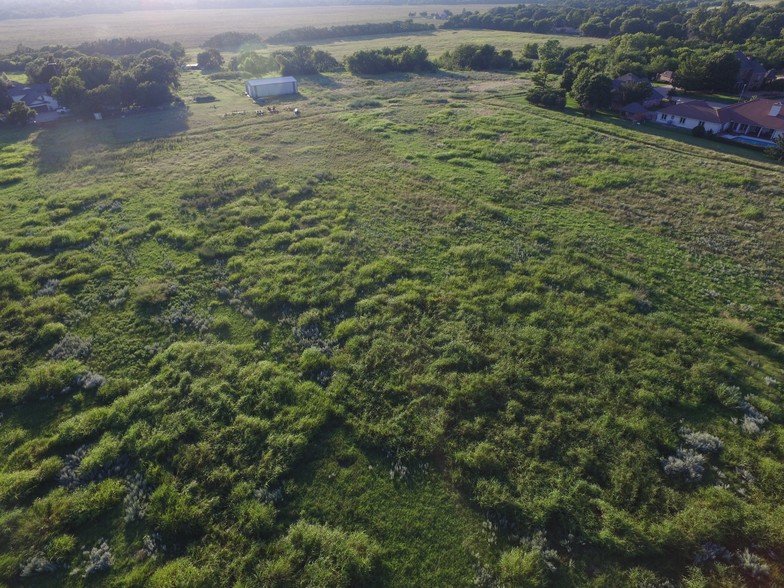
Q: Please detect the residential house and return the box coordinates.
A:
[655,100,725,134]
[8,83,59,112]
[612,73,664,108]
[654,98,784,143]
[735,51,766,91]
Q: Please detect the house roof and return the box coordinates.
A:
[11,92,49,107]
[650,86,670,99]
[722,99,784,131]
[657,100,724,123]
[246,76,297,86]
[8,83,51,98]
[657,98,784,130]
[735,51,766,75]
[621,102,648,114]
[613,73,649,91]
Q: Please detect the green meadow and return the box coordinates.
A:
[1,63,784,586]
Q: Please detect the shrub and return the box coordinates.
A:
[77,372,106,390]
[124,472,151,522]
[60,273,90,288]
[211,316,233,339]
[148,483,205,539]
[257,521,381,586]
[149,558,208,588]
[48,333,91,361]
[81,540,113,577]
[132,281,176,309]
[682,430,723,454]
[663,448,707,482]
[498,532,557,588]
[38,322,67,345]
[252,319,272,339]
[737,548,769,579]
[47,535,77,562]
[19,553,57,577]
[0,270,29,299]
[299,347,330,374]
[2,359,84,405]
[526,87,566,109]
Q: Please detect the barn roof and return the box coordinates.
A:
[246,77,297,86]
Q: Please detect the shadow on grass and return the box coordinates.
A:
[33,105,191,173]
[351,69,468,82]
[303,73,344,88]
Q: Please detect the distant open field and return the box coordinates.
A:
[0,4,510,53]
[278,29,607,61]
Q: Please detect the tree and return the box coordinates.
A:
[0,74,12,112]
[6,101,36,125]
[703,50,740,92]
[169,42,186,64]
[571,69,612,112]
[197,48,224,71]
[74,56,114,89]
[134,54,179,88]
[673,52,707,91]
[580,18,610,37]
[134,81,173,107]
[767,135,784,161]
[50,72,86,107]
[617,81,653,105]
[538,39,564,73]
[560,68,579,92]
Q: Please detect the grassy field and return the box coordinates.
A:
[0,4,514,53]
[2,54,784,588]
[275,29,606,61]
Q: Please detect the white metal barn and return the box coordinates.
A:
[246,77,298,99]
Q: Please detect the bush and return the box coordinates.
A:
[663,448,707,482]
[38,322,67,345]
[149,558,209,588]
[345,45,433,75]
[148,483,205,539]
[257,521,381,587]
[526,87,566,109]
[682,430,723,454]
[439,44,523,71]
[2,359,84,405]
[48,333,92,361]
[132,281,175,309]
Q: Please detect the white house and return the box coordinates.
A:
[246,77,298,99]
[655,101,724,133]
[655,98,784,142]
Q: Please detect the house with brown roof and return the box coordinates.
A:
[655,98,784,145]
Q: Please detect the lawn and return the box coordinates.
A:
[1,61,783,587]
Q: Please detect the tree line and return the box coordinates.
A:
[49,51,181,114]
[0,45,182,123]
[266,20,435,45]
[442,0,784,47]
